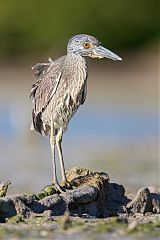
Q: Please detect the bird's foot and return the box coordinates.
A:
[61,180,73,190]
[53,182,66,193]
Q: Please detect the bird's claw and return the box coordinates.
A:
[61,180,73,190]
[53,182,66,193]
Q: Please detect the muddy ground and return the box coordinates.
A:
[0,167,159,239]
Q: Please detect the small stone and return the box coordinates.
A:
[126,188,152,214]
[127,220,138,232]
[40,230,48,237]
[152,199,160,213]
[42,210,52,218]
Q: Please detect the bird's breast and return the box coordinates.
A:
[64,56,87,104]
[46,55,88,130]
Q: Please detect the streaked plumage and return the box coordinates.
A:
[30,34,122,191]
[30,54,87,136]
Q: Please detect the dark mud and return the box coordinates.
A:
[0,167,159,239]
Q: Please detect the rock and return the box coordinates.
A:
[126,188,152,213]
[107,183,129,216]
[0,194,32,221]
[151,194,160,214]
[40,194,66,215]
[0,167,159,221]
[38,168,111,217]
[126,187,160,214]
[66,167,93,182]
[0,197,16,221]
[42,210,52,218]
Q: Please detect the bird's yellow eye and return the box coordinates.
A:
[83,42,91,49]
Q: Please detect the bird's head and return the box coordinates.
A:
[67,34,122,61]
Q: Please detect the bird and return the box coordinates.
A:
[30,34,122,192]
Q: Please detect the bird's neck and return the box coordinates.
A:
[64,53,87,103]
[64,52,88,95]
[66,52,86,64]
[65,52,87,78]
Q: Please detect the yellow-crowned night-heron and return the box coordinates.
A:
[30,34,122,191]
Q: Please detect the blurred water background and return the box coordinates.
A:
[0,0,159,194]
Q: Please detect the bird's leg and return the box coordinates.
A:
[56,128,72,189]
[56,128,66,182]
[50,118,65,193]
[56,128,71,189]
[50,134,57,184]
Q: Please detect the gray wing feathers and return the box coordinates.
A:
[30,57,64,114]
[30,57,65,133]
[32,70,61,114]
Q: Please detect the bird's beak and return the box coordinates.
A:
[91,45,122,61]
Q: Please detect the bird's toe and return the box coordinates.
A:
[54,183,66,193]
[61,180,73,190]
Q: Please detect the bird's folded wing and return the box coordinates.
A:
[81,82,87,105]
[30,56,65,115]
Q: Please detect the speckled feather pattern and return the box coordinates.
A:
[30,53,87,136]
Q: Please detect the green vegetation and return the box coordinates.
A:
[35,185,57,200]
[7,214,25,224]
[0,0,159,58]
[0,181,11,197]
[134,221,160,236]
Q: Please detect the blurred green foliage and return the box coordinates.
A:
[0,0,159,57]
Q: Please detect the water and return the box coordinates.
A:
[0,50,159,194]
